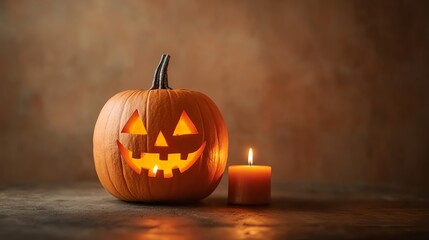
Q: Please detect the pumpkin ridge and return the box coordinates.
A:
[118,91,141,200]
[186,90,207,197]
[165,90,175,198]
[97,95,125,199]
[199,93,226,192]
[196,95,218,188]
[128,90,150,199]
[122,90,151,200]
[144,90,153,201]
[102,91,135,199]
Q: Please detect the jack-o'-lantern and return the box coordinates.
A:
[93,54,228,202]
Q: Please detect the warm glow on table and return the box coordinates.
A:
[228,148,271,205]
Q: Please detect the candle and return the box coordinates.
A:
[228,148,271,205]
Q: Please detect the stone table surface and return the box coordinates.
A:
[1,183,429,240]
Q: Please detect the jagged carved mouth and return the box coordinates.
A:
[117,141,206,178]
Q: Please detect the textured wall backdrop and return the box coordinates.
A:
[1,0,428,192]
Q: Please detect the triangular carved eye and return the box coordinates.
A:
[173,111,198,136]
[122,110,147,135]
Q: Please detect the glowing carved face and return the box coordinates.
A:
[117,110,206,178]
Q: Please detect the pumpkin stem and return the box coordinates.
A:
[158,54,172,89]
[150,54,166,89]
[150,54,172,90]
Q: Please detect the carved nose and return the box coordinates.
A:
[154,131,168,147]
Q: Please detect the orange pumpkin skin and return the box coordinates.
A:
[93,55,228,202]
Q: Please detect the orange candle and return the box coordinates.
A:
[228,148,271,205]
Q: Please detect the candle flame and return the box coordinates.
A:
[248,148,253,166]
[153,165,158,174]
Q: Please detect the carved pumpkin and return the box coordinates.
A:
[93,54,228,202]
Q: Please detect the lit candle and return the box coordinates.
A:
[228,148,271,205]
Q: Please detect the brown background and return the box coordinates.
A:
[1,0,428,193]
